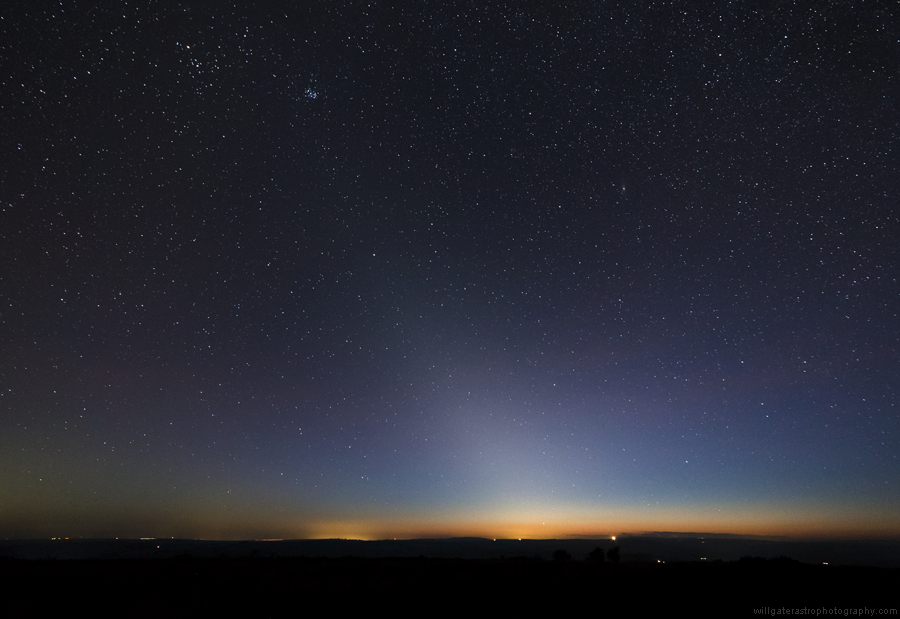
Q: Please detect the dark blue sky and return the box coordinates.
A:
[2,1,898,540]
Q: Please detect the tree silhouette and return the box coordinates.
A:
[607,546,620,563]
[552,549,572,561]
[587,547,605,562]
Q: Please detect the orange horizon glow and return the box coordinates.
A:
[4,483,898,541]
[295,516,900,542]
[5,501,898,542]
[285,499,900,542]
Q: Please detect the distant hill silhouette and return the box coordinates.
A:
[2,536,898,567]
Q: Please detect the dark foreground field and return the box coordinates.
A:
[3,553,897,615]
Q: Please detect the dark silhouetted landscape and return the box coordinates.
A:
[3,536,897,614]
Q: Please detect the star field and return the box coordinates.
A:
[1,1,898,540]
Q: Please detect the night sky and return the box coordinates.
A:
[2,1,898,541]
